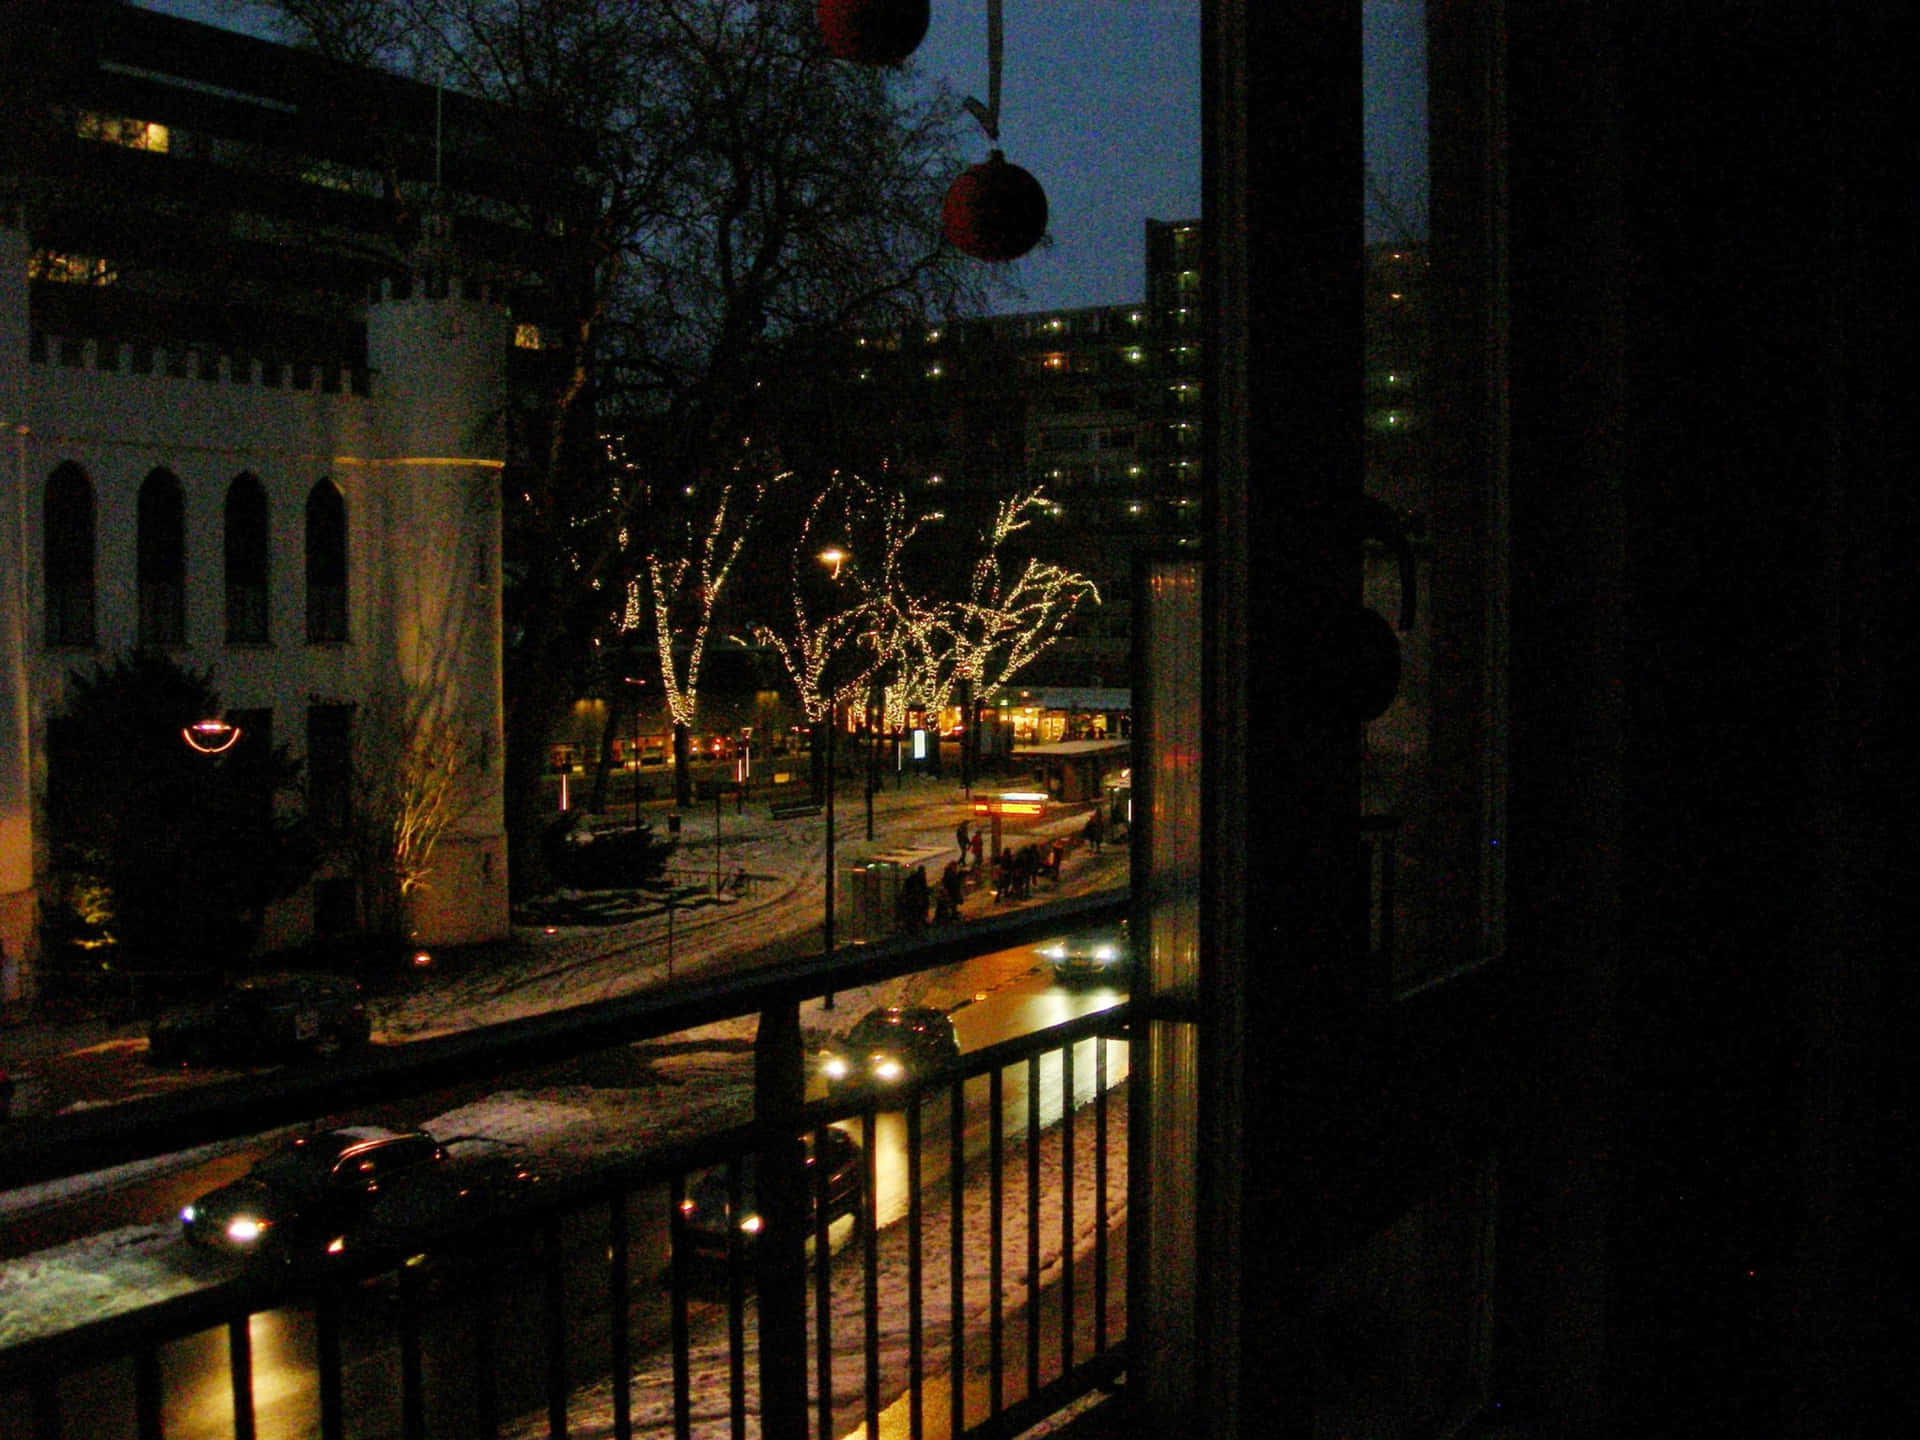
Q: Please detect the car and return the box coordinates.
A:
[819,1006,961,1093]
[1038,922,1132,985]
[180,1127,535,1263]
[147,971,371,1067]
[677,1126,865,1263]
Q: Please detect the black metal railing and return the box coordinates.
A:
[0,892,1131,1440]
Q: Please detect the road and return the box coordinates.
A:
[2,933,1131,1440]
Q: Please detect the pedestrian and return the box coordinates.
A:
[1083,808,1106,854]
[955,818,971,860]
[971,831,984,868]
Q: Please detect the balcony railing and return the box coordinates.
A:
[0,891,1131,1440]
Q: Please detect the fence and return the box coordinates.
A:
[0,893,1132,1440]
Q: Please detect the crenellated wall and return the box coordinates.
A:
[1,216,512,999]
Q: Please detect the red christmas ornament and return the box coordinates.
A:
[816,0,929,66]
[942,150,1048,262]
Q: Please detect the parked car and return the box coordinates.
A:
[819,1006,961,1094]
[1038,921,1132,985]
[677,1126,865,1263]
[147,971,370,1067]
[180,1127,536,1263]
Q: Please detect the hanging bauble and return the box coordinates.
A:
[817,0,929,66]
[942,150,1048,262]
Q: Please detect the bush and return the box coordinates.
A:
[541,813,676,891]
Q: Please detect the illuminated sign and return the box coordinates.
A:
[973,791,1048,817]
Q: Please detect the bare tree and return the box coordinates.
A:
[267,0,993,879]
[348,690,481,945]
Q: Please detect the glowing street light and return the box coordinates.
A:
[181,718,242,755]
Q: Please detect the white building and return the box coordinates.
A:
[1,3,529,1002]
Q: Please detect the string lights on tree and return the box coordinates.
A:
[609,426,789,807]
[763,478,1099,745]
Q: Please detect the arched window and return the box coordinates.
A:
[137,468,186,646]
[224,473,270,643]
[43,462,96,647]
[305,479,347,643]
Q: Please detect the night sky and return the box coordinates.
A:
[132,1,1425,314]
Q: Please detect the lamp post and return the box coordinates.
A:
[822,698,837,1010]
[622,677,647,827]
[817,545,850,1009]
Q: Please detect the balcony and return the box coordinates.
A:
[0,893,1136,1440]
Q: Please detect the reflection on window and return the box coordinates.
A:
[305,480,348,643]
[137,469,186,646]
[224,473,270,644]
[43,462,95,647]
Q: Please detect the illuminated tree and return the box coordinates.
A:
[347,689,483,947]
[754,474,892,795]
[760,480,1100,774]
[614,441,789,806]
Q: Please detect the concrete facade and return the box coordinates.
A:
[1,218,512,1002]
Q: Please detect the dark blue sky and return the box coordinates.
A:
[136,2,1424,315]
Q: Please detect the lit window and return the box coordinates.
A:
[30,252,117,286]
[77,113,168,152]
[514,323,543,350]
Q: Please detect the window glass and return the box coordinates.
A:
[43,462,96,647]
[305,480,348,643]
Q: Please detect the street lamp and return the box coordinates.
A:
[181,718,242,755]
[623,677,647,826]
[818,546,850,1009]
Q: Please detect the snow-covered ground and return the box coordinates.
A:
[1,783,1132,1435]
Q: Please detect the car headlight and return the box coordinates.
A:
[872,1057,905,1082]
[822,1056,850,1080]
[1092,945,1117,963]
[739,1214,763,1234]
[1039,944,1065,961]
[226,1216,267,1245]
[326,1236,346,1255]
[180,1204,197,1224]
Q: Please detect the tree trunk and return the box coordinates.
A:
[673,719,692,809]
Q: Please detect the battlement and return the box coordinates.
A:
[366,272,509,308]
[27,332,374,397]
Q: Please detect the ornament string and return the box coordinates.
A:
[962,0,1005,142]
